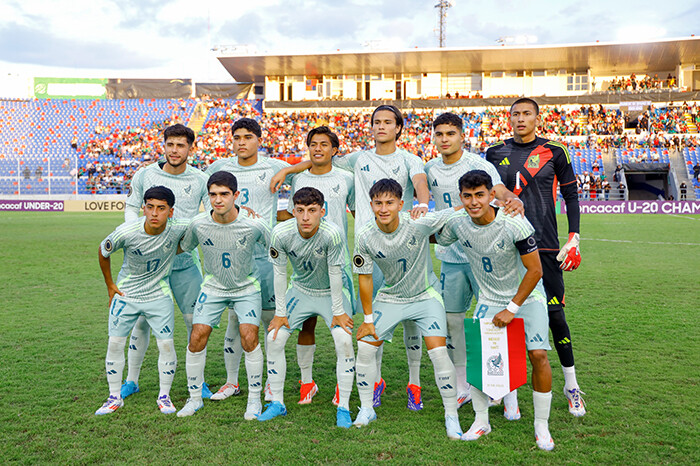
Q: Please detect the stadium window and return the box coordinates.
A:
[371,74,381,80]
[505,72,517,77]
[491,71,504,78]
[533,70,545,77]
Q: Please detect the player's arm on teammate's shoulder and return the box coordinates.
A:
[409,172,430,219]
[98,246,123,305]
[492,239,543,328]
[270,161,312,192]
[493,184,525,217]
[355,274,378,341]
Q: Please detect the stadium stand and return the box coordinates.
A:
[1,98,699,196]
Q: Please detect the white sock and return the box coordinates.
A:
[504,389,519,412]
[428,346,458,417]
[261,310,275,340]
[533,390,552,428]
[126,316,149,384]
[471,387,490,425]
[356,341,379,409]
[562,365,579,391]
[245,343,264,402]
[185,348,206,400]
[331,327,355,410]
[106,336,127,396]
[297,344,315,384]
[446,312,468,392]
[456,366,469,394]
[155,338,177,397]
[266,332,290,403]
[182,313,193,342]
[404,321,422,386]
[223,310,243,385]
[375,344,383,383]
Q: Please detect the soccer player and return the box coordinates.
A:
[206,117,292,401]
[277,126,355,405]
[272,105,431,410]
[121,124,212,399]
[175,171,270,419]
[260,187,356,427]
[436,170,554,451]
[486,98,585,417]
[96,186,188,415]
[352,179,462,439]
[426,112,524,408]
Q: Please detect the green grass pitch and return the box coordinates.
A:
[1,212,698,464]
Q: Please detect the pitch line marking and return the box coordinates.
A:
[559,236,700,246]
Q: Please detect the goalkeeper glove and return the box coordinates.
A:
[556,232,581,271]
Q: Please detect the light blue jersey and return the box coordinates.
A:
[180,210,271,298]
[100,217,189,302]
[206,156,291,259]
[333,148,424,236]
[437,209,541,307]
[424,152,503,264]
[126,161,209,270]
[353,210,452,303]
[269,219,349,297]
[287,167,355,238]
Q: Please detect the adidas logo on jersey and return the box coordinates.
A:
[462,240,472,248]
[428,321,441,330]
[203,238,214,246]
[431,179,439,187]
[244,309,257,318]
[131,249,143,256]
[289,250,297,257]
[360,165,370,172]
[548,296,560,305]
[375,251,386,258]
[529,334,544,343]
[499,158,510,166]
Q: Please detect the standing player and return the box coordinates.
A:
[96,186,187,415]
[486,98,585,417]
[352,179,462,439]
[437,170,554,451]
[175,172,270,419]
[426,112,523,408]
[277,126,355,405]
[206,117,292,401]
[122,124,212,399]
[273,105,431,410]
[260,187,356,427]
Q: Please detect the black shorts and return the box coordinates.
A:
[540,251,565,311]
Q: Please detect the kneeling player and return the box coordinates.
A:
[96,186,188,415]
[437,170,554,451]
[176,172,270,419]
[261,187,356,427]
[353,179,462,439]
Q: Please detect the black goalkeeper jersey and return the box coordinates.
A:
[486,137,580,251]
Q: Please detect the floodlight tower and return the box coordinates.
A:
[435,1,453,47]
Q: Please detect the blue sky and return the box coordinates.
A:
[0,0,697,82]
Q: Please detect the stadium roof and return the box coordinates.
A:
[218,37,700,82]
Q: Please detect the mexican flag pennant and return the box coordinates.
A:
[465,318,527,400]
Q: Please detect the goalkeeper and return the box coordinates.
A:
[486,97,585,418]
